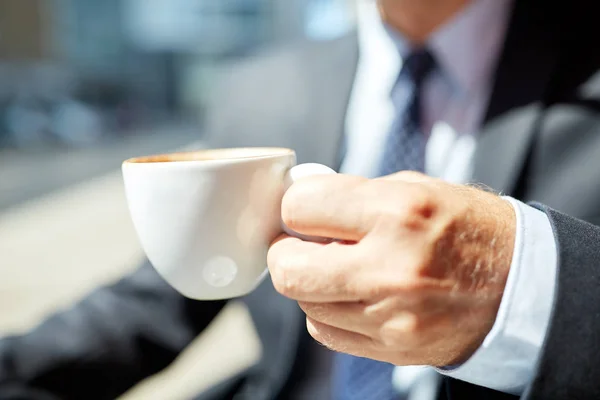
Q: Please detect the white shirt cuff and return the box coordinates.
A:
[432,197,558,395]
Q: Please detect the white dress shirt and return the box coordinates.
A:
[340,0,558,396]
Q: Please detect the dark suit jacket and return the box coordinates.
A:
[2,0,600,399]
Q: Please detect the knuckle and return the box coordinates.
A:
[379,312,422,346]
[272,271,299,297]
[279,276,300,297]
[401,187,437,220]
[271,267,298,297]
[383,252,431,289]
[373,186,437,231]
[363,301,388,320]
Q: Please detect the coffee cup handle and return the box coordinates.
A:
[281,163,337,241]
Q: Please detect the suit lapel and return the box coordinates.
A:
[471,0,560,195]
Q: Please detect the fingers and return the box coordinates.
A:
[305,316,418,364]
[282,174,375,241]
[299,301,377,337]
[267,234,366,302]
[282,173,434,241]
[299,295,457,346]
[306,316,378,356]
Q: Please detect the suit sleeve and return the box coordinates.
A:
[445,205,600,399]
[0,262,226,400]
[436,199,557,395]
[522,205,600,399]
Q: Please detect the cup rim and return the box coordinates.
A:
[123,147,295,165]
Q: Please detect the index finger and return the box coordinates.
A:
[282,174,380,241]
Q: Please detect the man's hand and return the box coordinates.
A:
[267,171,516,367]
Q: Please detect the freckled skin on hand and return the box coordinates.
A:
[268,171,515,367]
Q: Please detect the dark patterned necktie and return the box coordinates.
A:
[332,48,436,400]
[378,48,436,176]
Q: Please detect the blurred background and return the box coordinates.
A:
[0,0,354,398]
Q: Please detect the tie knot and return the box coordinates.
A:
[402,48,436,86]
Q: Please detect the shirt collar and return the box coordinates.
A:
[357,0,514,97]
[428,0,514,96]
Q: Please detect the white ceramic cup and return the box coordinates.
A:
[122,147,336,300]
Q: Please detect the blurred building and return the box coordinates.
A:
[0,0,355,148]
[0,0,55,60]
